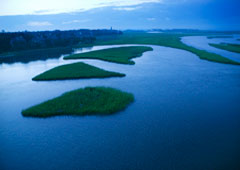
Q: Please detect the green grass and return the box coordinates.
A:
[89,32,239,65]
[32,62,125,81]
[64,46,153,65]
[209,43,240,53]
[207,35,233,39]
[22,87,134,117]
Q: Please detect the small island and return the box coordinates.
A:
[32,62,125,81]
[22,87,134,117]
[209,43,240,53]
[64,46,153,65]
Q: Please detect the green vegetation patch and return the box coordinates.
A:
[22,87,134,117]
[90,32,239,65]
[32,62,125,81]
[207,35,233,39]
[209,43,240,53]
[64,46,153,65]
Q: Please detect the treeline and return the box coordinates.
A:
[0,29,122,54]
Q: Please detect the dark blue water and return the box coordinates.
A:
[0,38,240,170]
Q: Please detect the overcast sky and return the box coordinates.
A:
[0,0,239,31]
[1,0,164,15]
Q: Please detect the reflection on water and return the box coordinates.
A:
[0,47,74,64]
[0,40,240,170]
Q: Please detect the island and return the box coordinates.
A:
[22,87,134,117]
[64,46,153,65]
[209,43,240,53]
[32,62,125,81]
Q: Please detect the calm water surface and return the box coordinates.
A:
[0,37,240,170]
[181,35,240,62]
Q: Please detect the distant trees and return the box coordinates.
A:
[0,29,122,53]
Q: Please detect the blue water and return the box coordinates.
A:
[0,37,240,170]
[181,35,240,62]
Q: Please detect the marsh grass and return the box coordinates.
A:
[22,87,134,117]
[207,35,233,39]
[64,46,153,64]
[32,62,125,81]
[209,43,240,53]
[90,32,239,65]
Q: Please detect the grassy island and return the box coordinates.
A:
[209,43,240,53]
[207,35,233,39]
[32,62,125,81]
[90,32,239,65]
[22,87,134,117]
[64,46,153,65]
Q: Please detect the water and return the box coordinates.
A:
[181,35,240,62]
[0,38,240,170]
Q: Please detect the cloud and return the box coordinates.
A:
[62,19,90,24]
[147,18,156,21]
[0,0,163,16]
[114,6,141,11]
[33,9,54,15]
[162,0,212,4]
[27,21,52,26]
[100,0,163,7]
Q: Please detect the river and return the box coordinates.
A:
[0,37,240,170]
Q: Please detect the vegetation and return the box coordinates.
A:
[64,46,153,64]
[207,35,233,39]
[22,87,134,117]
[32,62,125,81]
[90,32,240,65]
[0,29,122,63]
[1,30,238,65]
[148,29,239,34]
[0,47,73,64]
[209,43,240,53]
[0,29,122,53]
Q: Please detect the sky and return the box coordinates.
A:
[0,0,240,31]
